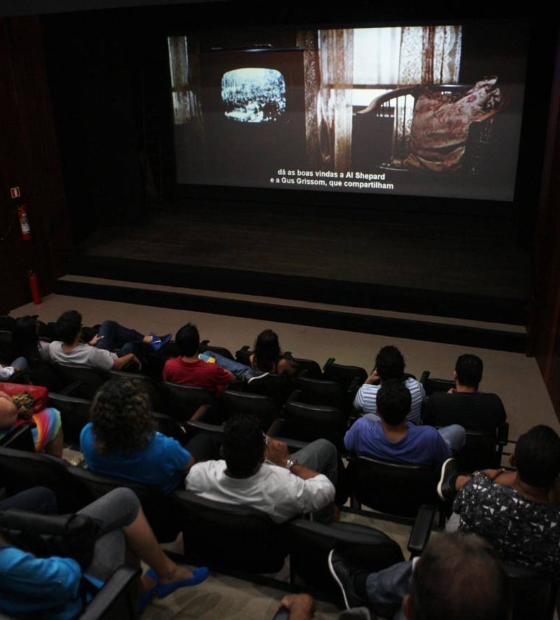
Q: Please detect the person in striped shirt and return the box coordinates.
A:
[353,345,425,425]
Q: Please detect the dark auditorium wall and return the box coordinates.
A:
[0,16,72,314]
[528,28,560,414]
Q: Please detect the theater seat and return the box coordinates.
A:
[288,519,404,596]
[221,390,280,431]
[0,447,94,513]
[347,454,443,523]
[161,381,217,422]
[172,490,289,574]
[70,467,181,543]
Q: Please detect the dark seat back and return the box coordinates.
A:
[420,373,454,397]
[55,363,110,400]
[0,447,94,512]
[458,430,500,471]
[70,467,181,543]
[0,423,36,452]
[296,375,346,411]
[283,354,322,380]
[162,382,216,421]
[0,330,13,364]
[245,373,293,406]
[348,455,439,518]
[199,341,235,361]
[235,346,253,366]
[49,392,91,448]
[323,359,368,392]
[288,519,404,596]
[152,412,188,445]
[506,563,560,620]
[284,400,347,449]
[29,361,65,392]
[221,390,280,431]
[172,490,289,573]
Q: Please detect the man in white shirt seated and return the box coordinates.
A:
[186,414,337,523]
[354,345,425,425]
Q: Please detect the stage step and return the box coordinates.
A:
[55,273,527,353]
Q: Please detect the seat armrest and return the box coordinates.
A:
[186,420,225,436]
[79,565,140,620]
[285,389,302,405]
[407,504,435,557]
[60,380,84,396]
[347,376,363,398]
[272,435,308,452]
[497,422,509,445]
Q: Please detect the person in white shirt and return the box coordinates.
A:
[48,310,170,372]
[186,414,337,523]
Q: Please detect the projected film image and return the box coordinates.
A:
[223,68,286,123]
[168,22,528,202]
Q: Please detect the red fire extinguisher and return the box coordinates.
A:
[28,271,42,305]
[18,204,31,240]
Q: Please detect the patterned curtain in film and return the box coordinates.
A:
[393,25,462,162]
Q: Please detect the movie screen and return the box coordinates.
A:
[168,21,528,201]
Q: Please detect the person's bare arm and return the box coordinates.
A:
[277,358,297,377]
[280,594,315,620]
[364,369,380,385]
[455,468,506,492]
[265,438,320,480]
[189,404,210,422]
[182,455,196,473]
[112,354,141,371]
[224,370,236,384]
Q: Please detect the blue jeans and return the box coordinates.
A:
[364,414,466,453]
[201,351,265,381]
[95,320,145,357]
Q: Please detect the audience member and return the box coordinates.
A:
[353,346,424,424]
[327,532,511,620]
[423,354,507,432]
[48,310,169,371]
[249,329,296,376]
[187,414,337,523]
[0,487,208,618]
[81,378,209,494]
[0,358,28,381]
[439,424,560,575]
[163,323,236,395]
[0,390,63,457]
[345,381,465,468]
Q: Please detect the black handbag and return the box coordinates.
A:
[0,509,102,569]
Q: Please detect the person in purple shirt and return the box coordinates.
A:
[344,380,465,468]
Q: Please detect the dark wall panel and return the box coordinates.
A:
[0,16,72,314]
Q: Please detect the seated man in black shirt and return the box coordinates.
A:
[423,354,506,433]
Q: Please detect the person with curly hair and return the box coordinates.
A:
[80,378,197,494]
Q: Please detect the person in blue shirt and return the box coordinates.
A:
[344,380,465,468]
[80,377,198,494]
[0,487,208,619]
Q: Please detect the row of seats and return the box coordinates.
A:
[0,439,555,620]
[0,442,426,599]
[5,343,509,473]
